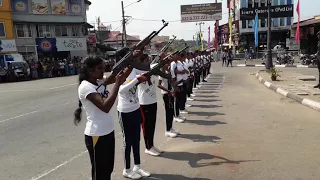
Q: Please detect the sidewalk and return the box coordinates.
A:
[257,70,320,110]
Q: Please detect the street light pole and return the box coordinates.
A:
[266,0,273,69]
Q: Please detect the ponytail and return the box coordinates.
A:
[74,100,82,125]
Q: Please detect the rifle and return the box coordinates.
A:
[163,43,189,60]
[110,20,169,76]
[152,35,177,64]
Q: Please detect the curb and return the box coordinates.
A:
[238,64,318,68]
[255,71,320,112]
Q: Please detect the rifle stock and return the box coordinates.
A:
[111,21,169,76]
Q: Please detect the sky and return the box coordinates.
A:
[87,0,320,41]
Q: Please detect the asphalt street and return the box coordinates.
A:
[0,64,319,180]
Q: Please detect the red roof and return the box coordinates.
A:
[104,32,140,42]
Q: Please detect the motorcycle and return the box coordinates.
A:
[276,53,294,65]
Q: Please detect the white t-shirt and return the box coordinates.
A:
[182,61,189,80]
[170,61,177,79]
[159,75,169,94]
[117,69,140,113]
[135,68,157,105]
[78,80,114,136]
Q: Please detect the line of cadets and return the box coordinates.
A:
[75,50,214,180]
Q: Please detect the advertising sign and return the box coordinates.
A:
[12,0,29,13]
[32,0,49,14]
[69,0,82,15]
[56,38,87,51]
[240,4,294,20]
[51,0,66,14]
[36,38,57,53]
[181,3,222,23]
[0,40,18,52]
[219,21,239,46]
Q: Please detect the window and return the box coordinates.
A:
[261,0,266,7]
[248,20,253,28]
[72,26,79,37]
[16,24,32,38]
[0,0,2,6]
[261,19,266,27]
[273,18,279,27]
[0,22,5,37]
[254,0,259,7]
[37,25,51,37]
[280,18,285,26]
[242,20,247,29]
[241,0,247,8]
[55,25,68,37]
[248,0,253,8]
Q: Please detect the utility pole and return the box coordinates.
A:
[266,0,273,69]
[121,1,126,47]
[215,0,219,52]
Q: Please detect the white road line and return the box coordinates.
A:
[0,83,77,93]
[29,132,122,180]
[0,102,70,123]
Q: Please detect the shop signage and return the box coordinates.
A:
[240,4,294,20]
[56,38,87,51]
[69,0,82,15]
[12,0,29,13]
[36,38,57,53]
[181,3,222,23]
[0,40,18,52]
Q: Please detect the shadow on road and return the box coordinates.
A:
[185,119,227,126]
[188,104,223,108]
[145,174,211,180]
[178,133,221,143]
[187,111,225,116]
[192,95,219,98]
[159,151,260,168]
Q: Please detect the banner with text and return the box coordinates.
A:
[0,40,17,52]
[56,38,87,51]
[12,0,29,13]
[69,0,82,15]
[51,0,66,14]
[240,4,294,20]
[32,0,49,14]
[181,3,222,23]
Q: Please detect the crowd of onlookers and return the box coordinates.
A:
[26,56,83,79]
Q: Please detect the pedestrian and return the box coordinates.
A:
[227,49,233,67]
[74,56,128,180]
[222,50,227,67]
[158,63,179,138]
[117,67,151,179]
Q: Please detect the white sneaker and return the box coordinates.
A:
[187,97,194,101]
[193,87,198,90]
[145,148,160,156]
[123,169,142,179]
[186,104,192,107]
[171,128,180,135]
[191,94,196,97]
[180,110,188,114]
[178,115,186,120]
[133,166,151,177]
[165,131,177,138]
[152,146,163,153]
[174,117,185,123]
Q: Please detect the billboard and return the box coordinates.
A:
[240,4,294,20]
[181,3,222,23]
[218,20,239,46]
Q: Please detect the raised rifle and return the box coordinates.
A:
[151,35,177,64]
[110,20,169,76]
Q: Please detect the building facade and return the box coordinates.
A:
[0,0,17,54]
[239,0,293,49]
[11,0,91,60]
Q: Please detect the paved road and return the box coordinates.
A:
[0,65,320,180]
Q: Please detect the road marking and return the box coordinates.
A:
[29,132,122,180]
[0,83,77,93]
[0,102,70,123]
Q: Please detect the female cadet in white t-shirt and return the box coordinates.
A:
[74,56,128,180]
[117,67,151,179]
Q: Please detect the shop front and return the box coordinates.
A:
[56,37,87,58]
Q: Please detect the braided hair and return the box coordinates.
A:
[73,56,103,125]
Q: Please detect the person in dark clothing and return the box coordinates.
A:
[314,31,320,89]
[227,49,233,67]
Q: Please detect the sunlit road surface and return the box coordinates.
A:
[0,65,319,180]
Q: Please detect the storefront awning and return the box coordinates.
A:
[292,18,320,28]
